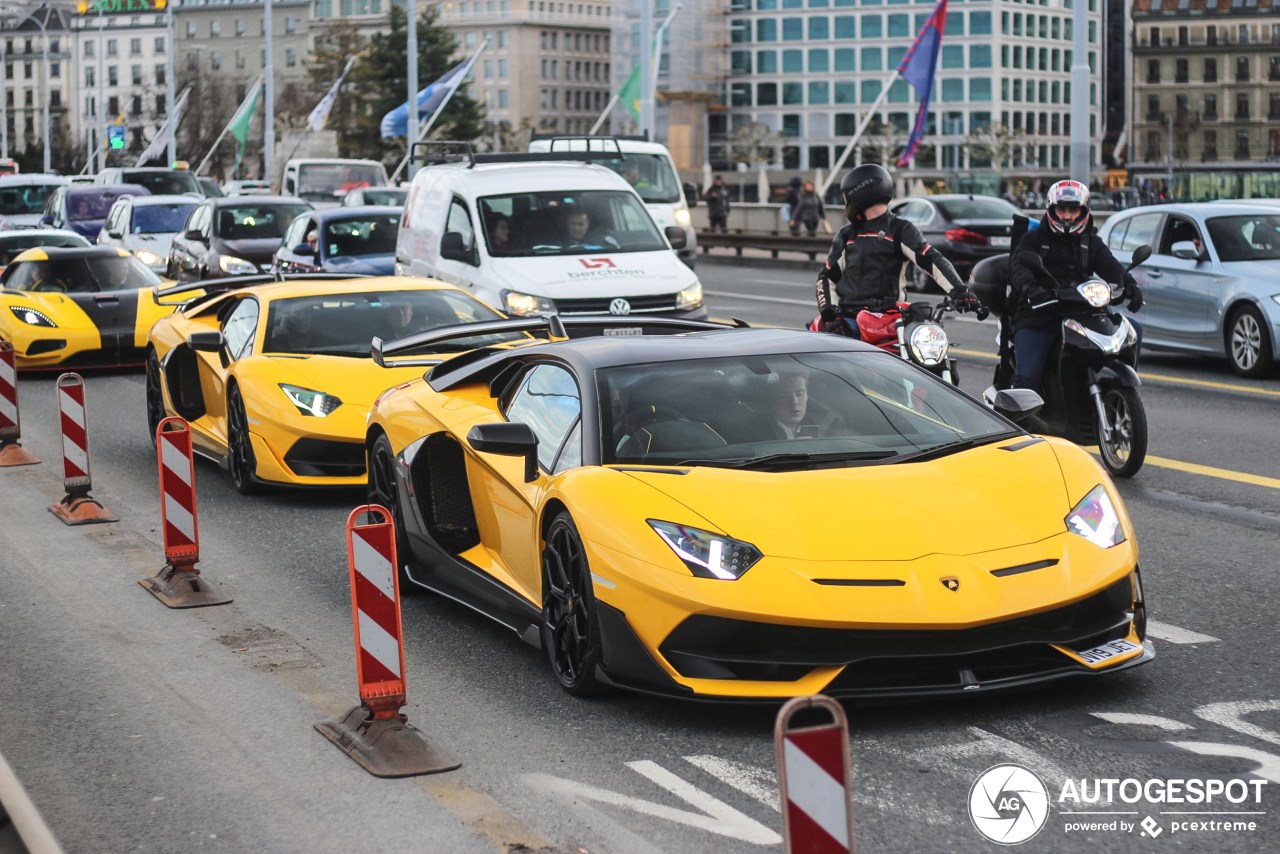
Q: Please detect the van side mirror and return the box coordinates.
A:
[187,330,225,352]
[440,231,473,264]
[467,422,539,482]
[993,388,1044,422]
[665,226,688,250]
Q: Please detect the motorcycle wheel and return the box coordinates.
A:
[1096,386,1147,478]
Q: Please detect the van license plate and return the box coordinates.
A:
[1076,638,1140,665]
[604,327,643,337]
[989,236,1011,248]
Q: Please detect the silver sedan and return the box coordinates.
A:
[1098,202,1280,377]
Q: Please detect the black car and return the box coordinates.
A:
[167,196,312,282]
[890,194,1021,289]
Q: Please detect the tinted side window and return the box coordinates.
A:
[504,364,581,471]
[444,198,475,250]
[222,298,259,360]
[1106,217,1130,251]
[1121,213,1161,252]
[1159,216,1203,254]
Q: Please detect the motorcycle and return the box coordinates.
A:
[808,297,987,386]
[969,245,1152,478]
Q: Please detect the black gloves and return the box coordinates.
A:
[951,286,981,313]
[820,304,838,322]
[1126,283,1144,313]
[1027,286,1058,310]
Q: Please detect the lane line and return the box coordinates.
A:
[1141,455,1280,492]
[1145,620,1220,645]
[1090,712,1194,731]
[706,290,814,307]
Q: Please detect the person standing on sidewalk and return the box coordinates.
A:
[703,175,731,232]
[790,181,825,236]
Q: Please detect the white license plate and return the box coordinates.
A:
[603,327,644,337]
[989,236,1011,248]
[1076,638,1140,665]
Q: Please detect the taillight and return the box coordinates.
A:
[945,228,988,245]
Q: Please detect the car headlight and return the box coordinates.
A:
[648,519,763,580]
[1065,484,1125,548]
[674,208,691,226]
[501,290,556,316]
[1077,280,1111,308]
[676,281,703,310]
[220,255,258,275]
[279,383,342,417]
[9,306,56,327]
[908,322,948,365]
[135,249,162,267]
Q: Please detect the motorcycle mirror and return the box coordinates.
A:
[1017,251,1045,272]
[993,388,1045,423]
[1128,245,1152,268]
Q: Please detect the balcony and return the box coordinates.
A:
[1234,147,1251,160]
[1202,149,1219,162]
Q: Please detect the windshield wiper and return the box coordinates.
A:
[893,431,1020,464]
[675,450,899,471]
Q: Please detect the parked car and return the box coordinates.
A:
[197,177,226,198]
[0,228,91,274]
[273,206,401,276]
[95,167,202,197]
[0,174,69,229]
[40,184,150,242]
[167,195,311,281]
[890,194,1021,289]
[223,180,272,197]
[97,194,200,273]
[1098,201,1280,377]
[340,186,408,207]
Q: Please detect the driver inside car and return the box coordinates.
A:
[560,209,619,250]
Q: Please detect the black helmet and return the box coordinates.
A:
[840,164,894,221]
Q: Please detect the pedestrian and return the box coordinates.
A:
[782,176,802,227]
[789,181,825,236]
[702,175,731,232]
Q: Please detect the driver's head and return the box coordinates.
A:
[768,369,809,433]
[565,210,590,241]
[386,295,414,332]
[305,229,319,250]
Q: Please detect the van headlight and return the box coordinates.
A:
[648,520,763,580]
[1077,280,1111,308]
[674,208,691,226]
[676,282,703,310]
[135,249,162,267]
[279,384,342,417]
[1066,484,1125,548]
[501,290,556,317]
[908,323,948,365]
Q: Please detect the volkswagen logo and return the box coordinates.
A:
[609,298,632,316]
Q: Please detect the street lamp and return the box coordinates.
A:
[0,7,54,173]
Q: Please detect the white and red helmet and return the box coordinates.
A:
[1046,180,1091,235]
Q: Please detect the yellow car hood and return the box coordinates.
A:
[262,354,422,409]
[623,440,1070,561]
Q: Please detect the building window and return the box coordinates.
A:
[286,48,296,67]
[1239,24,1249,46]
[1236,92,1250,119]
[861,15,881,38]
[809,81,829,104]
[1236,129,1250,159]
[1178,26,1188,47]
[108,66,118,86]
[757,82,777,105]
[942,45,963,70]
[1270,129,1280,158]
[781,114,801,137]
[1237,57,1251,82]
[186,22,195,39]
[85,41,94,58]
[755,19,776,41]
[730,82,751,106]
[782,81,803,104]
[971,11,992,35]
[315,0,333,15]
[1207,25,1217,46]
[155,36,165,55]
[236,52,245,69]
[50,90,60,108]
[155,64,165,85]
[809,49,828,72]
[499,30,509,48]
[971,45,991,68]
[129,38,141,56]
[498,89,508,108]
[1271,57,1280,80]
[861,47,881,71]
[132,65,142,85]
[1145,131,1160,162]
[498,58,508,77]
[1147,94,1160,121]
[1270,92,1280,118]
[1175,59,1188,83]
[236,19,246,36]
[809,17,828,39]
[85,67,96,88]
[1204,58,1217,83]
[108,95,119,116]
[834,81,855,103]
[210,21,220,38]
[940,78,964,102]
[1147,60,1160,84]
[781,18,803,40]
[131,95,142,116]
[211,52,220,70]
[833,48,853,71]
[107,39,118,57]
[49,38,59,55]
[1204,93,1217,120]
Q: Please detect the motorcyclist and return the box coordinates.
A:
[815,165,980,338]
[1007,180,1142,390]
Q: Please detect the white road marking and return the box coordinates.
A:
[902,726,1070,791]
[684,755,780,811]
[1145,620,1220,645]
[1193,700,1280,748]
[1090,712,1194,731]
[1168,742,1280,783]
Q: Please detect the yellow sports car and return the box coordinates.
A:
[146,275,526,492]
[0,245,181,370]
[366,321,1152,700]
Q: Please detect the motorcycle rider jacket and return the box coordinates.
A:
[816,210,968,315]
[1008,215,1135,332]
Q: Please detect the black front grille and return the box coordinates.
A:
[555,294,678,315]
[283,438,366,477]
[25,339,66,356]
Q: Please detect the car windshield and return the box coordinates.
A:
[478,190,666,257]
[132,203,197,234]
[215,204,310,240]
[359,188,408,206]
[68,189,138,222]
[1205,215,1280,262]
[199,179,225,198]
[934,198,1021,221]
[0,183,60,216]
[0,234,88,266]
[598,153,682,204]
[599,352,1017,468]
[297,164,386,201]
[261,289,523,356]
[10,255,163,293]
[323,214,400,258]
[121,170,201,196]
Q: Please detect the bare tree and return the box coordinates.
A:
[730,122,781,168]
[964,122,1029,170]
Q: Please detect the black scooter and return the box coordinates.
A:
[970,245,1152,478]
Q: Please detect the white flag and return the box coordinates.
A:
[307,57,356,132]
[135,88,190,167]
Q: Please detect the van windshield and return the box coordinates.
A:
[297,164,386,202]
[0,182,61,215]
[599,153,682,204]
[477,190,667,257]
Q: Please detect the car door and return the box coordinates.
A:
[1109,212,1166,339]
[172,204,209,281]
[194,296,258,451]
[1148,214,1219,350]
[434,196,480,290]
[100,200,126,247]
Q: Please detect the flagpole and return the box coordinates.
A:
[137,87,190,166]
[588,92,619,135]
[649,4,680,100]
[389,39,489,183]
[195,75,264,176]
[819,69,899,198]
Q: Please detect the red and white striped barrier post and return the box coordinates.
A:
[775,695,857,854]
[47,373,116,525]
[315,505,460,778]
[0,341,39,467]
[139,417,231,608]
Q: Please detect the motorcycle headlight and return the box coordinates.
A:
[1065,484,1126,549]
[501,290,556,317]
[1077,280,1111,308]
[135,250,162,267]
[908,322,948,366]
[219,255,258,275]
[279,383,342,417]
[648,520,763,580]
[674,208,691,226]
[9,305,56,327]
[676,281,703,310]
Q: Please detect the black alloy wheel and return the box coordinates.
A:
[540,511,606,696]
[1226,304,1275,378]
[1096,385,1147,479]
[226,385,260,495]
[145,349,166,446]
[367,434,419,592]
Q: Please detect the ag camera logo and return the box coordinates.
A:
[969,764,1050,845]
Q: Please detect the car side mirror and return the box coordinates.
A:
[39,215,53,226]
[1128,244,1153,268]
[1170,241,1200,261]
[107,229,122,239]
[187,330,225,352]
[665,226,688,250]
[440,232,473,264]
[682,181,698,207]
[467,422,539,482]
[292,243,315,256]
[184,229,203,241]
[993,388,1045,423]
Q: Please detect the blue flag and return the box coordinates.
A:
[380,58,471,138]
[895,0,948,167]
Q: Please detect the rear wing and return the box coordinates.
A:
[154,271,373,302]
[410,139,624,168]
[371,316,567,368]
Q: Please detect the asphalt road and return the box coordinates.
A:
[1,259,1278,853]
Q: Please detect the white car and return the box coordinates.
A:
[96,194,201,272]
[395,145,705,328]
[0,174,69,229]
[223,180,272,197]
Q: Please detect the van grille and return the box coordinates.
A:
[555,294,678,315]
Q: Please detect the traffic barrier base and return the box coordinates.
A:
[139,562,232,609]
[48,373,115,526]
[314,505,460,778]
[48,493,118,526]
[0,441,40,467]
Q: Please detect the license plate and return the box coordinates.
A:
[989,236,1011,248]
[1075,638,1140,665]
[603,327,643,337]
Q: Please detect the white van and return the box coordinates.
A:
[280,158,388,209]
[529,135,696,268]
[395,146,705,327]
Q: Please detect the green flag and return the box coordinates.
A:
[617,63,641,123]
[226,78,262,173]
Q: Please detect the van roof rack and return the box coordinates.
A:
[529,130,649,143]
[410,139,624,168]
